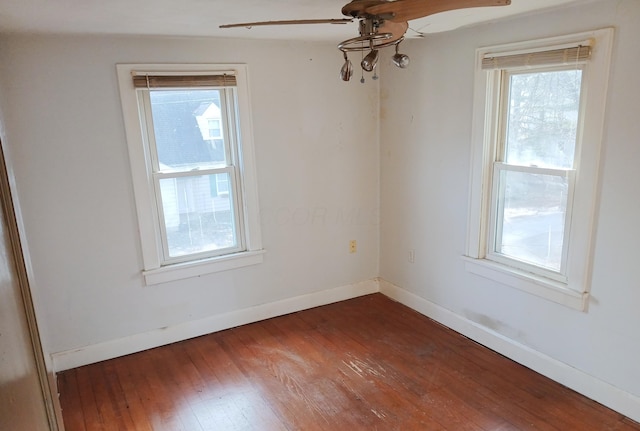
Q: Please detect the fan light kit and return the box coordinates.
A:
[221,0,511,82]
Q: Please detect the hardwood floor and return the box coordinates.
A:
[58,294,640,430]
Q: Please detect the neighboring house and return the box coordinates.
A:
[152,93,229,232]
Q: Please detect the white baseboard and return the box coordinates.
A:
[51,279,379,372]
[51,277,640,424]
[379,279,640,424]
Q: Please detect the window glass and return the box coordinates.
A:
[149,90,226,171]
[494,169,568,271]
[504,70,582,169]
[159,173,237,259]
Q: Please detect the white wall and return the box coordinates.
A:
[0,35,380,363]
[380,0,639,406]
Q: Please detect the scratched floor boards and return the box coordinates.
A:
[57,293,640,430]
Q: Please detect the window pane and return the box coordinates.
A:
[505,69,582,169]
[149,90,226,171]
[494,170,568,271]
[159,173,237,259]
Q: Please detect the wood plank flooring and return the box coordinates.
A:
[57,294,640,430]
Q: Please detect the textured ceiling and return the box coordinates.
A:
[0,0,584,41]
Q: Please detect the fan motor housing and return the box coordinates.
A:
[341,0,391,18]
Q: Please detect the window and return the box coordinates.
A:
[490,66,584,280]
[465,29,613,310]
[117,65,263,285]
[207,119,222,140]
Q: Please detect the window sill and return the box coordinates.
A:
[143,249,265,286]
[462,256,588,311]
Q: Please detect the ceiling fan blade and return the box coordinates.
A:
[365,0,511,23]
[378,20,409,44]
[220,18,353,29]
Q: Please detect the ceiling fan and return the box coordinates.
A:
[220,0,511,81]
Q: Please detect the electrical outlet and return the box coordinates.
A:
[349,240,357,253]
[409,249,415,263]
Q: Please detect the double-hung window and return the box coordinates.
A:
[117,65,263,285]
[465,30,613,310]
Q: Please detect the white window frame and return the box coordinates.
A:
[117,64,263,285]
[464,29,614,310]
[141,89,245,264]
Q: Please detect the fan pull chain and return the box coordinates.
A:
[360,43,365,83]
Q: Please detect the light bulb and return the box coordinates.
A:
[392,52,410,68]
[361,49,379,72]
[340,55,353,81]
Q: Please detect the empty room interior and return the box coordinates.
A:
[1,0,639,429]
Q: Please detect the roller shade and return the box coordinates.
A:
[482,44,592,70]
[132,73,237,88]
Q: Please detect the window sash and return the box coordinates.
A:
[153,167,245,264]
[487,162,575,282]
[153,166,234,180]
[497,65,585,169]
[139,89,236,174]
